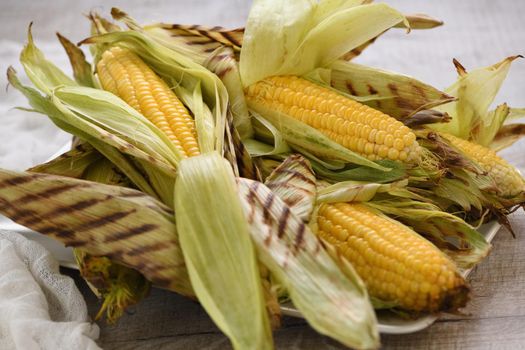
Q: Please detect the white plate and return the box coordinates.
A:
[0,141,502,334]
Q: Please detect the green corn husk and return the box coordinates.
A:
[174,152,273,350]
[430,55,524,147]
[29,143,102,179]
[83,157,130,187]
[239,1,406,86]
[205,47,253,140]
[236,178,379,349]
[342,12,443,60]
[264,155,316,221]
[319,60,455,120]
[0,169,192,296]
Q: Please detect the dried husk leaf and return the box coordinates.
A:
[0,169,192,295]
[431,56,522,141]
[174,152,273,350]
[264,155,316,221]
[56,32,96,87]
[237,178,379,350]
[396,13,443,29]
[491,123,525,152]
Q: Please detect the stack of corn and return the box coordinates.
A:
[1,1,524,349]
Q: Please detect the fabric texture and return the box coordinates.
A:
[0,230,100,350]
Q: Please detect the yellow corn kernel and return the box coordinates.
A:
[441,132,525,197]
[245,76,421,163]
[316,202,468,313]
[97,46,200,158]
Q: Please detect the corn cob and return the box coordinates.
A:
[97,46,200,158]
[316,202,468,312]
[245,76,421,163]
[441,132,525,197]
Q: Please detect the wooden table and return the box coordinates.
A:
[71,210,525,350]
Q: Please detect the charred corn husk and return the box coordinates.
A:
[316,202,468,313]
[245,76,421,163]
[97,46,200,157]
[441,132,525,197]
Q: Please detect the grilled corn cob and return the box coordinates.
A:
[316,202,468,312]
[97,46,200,158]
[245,76,421,163]
[441,132,525,197]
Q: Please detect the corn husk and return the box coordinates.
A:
[342,12,443,60]
[205,47,253,140]
[239,1,406,86]
[430,56,523,146]
[492,123,525,152]
[264,155,316,221]
[29,143,102,179]
[56,33,96,87]
[174,152,272,350]
[236,178,379,350]
[367,199,491,269]
[320,60,455,120]
[0,169,192,295]
[145,9,441,63]
[317,179,408,203]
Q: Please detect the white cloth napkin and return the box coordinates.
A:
[0,230,101,350]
